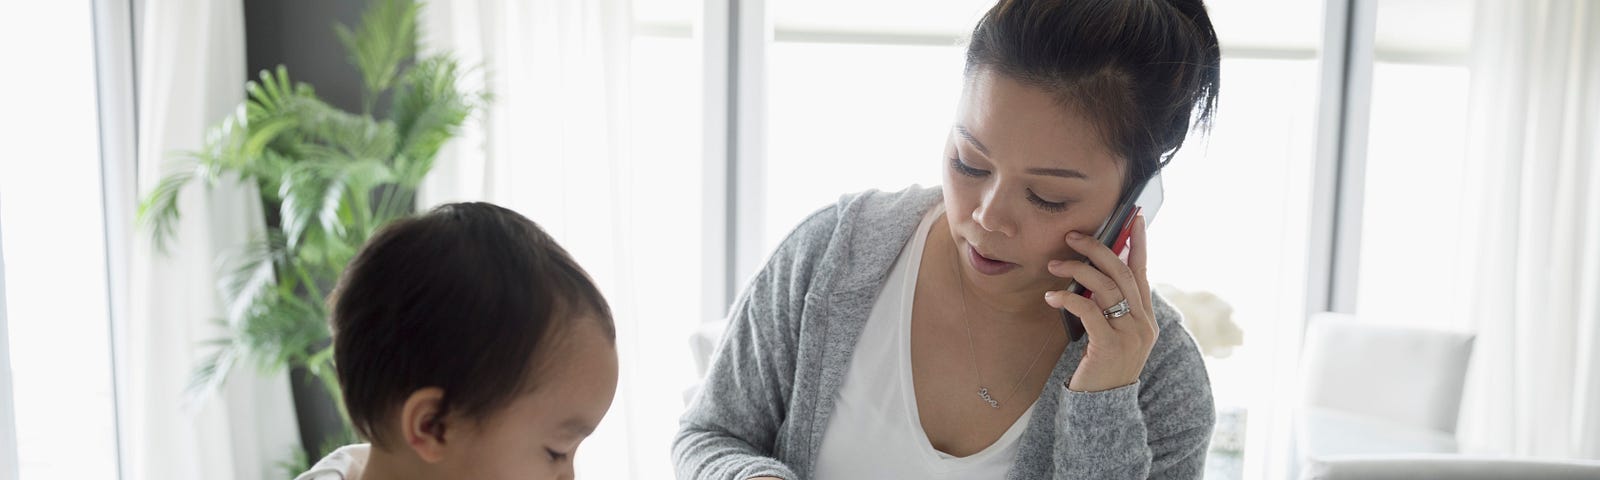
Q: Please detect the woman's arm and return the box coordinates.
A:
[671,269,800,479]
[1051,326,1215,479]
[672,206,837,480]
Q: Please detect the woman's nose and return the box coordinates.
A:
[971,189,1016,237]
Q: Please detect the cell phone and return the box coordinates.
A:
[1060,171,1164,342]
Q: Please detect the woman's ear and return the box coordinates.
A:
[399,387,450,463]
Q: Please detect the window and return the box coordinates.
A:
[1147,3,1325,478]
[1151,58,1319,480]
[1354,0,1476,328]
[760,0,979,253]
[569,1,707,477]
[0,0,121,478]
[763,40,961,248]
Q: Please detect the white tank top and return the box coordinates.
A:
[813,205,1036,479]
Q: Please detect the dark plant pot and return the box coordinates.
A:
[289,364,347,457]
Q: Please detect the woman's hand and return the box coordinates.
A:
[1044,215,1158,393]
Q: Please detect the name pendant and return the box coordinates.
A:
[978,387,1000,409]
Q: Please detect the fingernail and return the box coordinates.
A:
[1068,231,1084,240]
[1044,291,1057,299]
[1048,260,1062,269]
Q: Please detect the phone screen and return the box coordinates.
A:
[1060,172,1164,342]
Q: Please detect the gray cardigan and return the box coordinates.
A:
[673,186,1215,479]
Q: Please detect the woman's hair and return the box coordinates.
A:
[965,0,1221,193]
[329,202,614,447]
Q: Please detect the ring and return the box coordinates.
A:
[1101,299,1132,319]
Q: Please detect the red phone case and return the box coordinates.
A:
[1082,206,1141,302]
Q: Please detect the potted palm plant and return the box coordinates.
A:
[138,0,484,469]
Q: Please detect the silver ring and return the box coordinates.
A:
[1102,299,1132,319]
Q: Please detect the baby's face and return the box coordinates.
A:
[438,319,619,479]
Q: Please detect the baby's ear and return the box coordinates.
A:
[398,387,450,463]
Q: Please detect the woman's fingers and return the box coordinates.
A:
[1065,230,1146,313]
[1128,215,1157,332]
[1047,290,1113,339]
[1046,259,1123,309]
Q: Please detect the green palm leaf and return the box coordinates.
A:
[336,0,419,110]
[186,285,326,408]
[136,163,197,254]
[288,96,400,161]
[218,233,288,324]
[185,333,241,408]
[390,55,480,186]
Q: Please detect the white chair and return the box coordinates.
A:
[1299,313,1476,434]
[1293,313,1476,478]
[1300,455,1600,480]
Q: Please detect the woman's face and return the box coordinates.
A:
[942,69,1127,299]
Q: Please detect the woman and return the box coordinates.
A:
[674,0,1220,478]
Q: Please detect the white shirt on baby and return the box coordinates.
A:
[294,444,370,480]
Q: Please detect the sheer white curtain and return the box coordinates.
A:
[1456,0,1600,459]
[122,0,300,478]
[420,1,695,478]
[0,212,16,479]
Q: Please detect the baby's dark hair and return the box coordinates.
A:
[965,0,1221,192]
[329,202,614,447]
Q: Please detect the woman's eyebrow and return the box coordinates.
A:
[1026,167,1089,180]
[954,125,991,156]
[957,124,1090,180]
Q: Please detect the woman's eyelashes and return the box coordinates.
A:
[951,156,1074,213]
[949,156,989,178]
[1026,189,1070,212]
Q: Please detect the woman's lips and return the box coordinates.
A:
[967,245,1019,276]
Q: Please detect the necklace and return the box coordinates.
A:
[948,233,1056,409]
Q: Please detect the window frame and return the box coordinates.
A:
[0,0,135,476]
[92,0,139,478]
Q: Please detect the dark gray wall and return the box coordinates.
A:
[242,0,374,456]
[244,0,368,114]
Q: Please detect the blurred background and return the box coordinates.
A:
[0,0,1596,479]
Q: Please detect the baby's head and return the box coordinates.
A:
[330,202,617,479]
